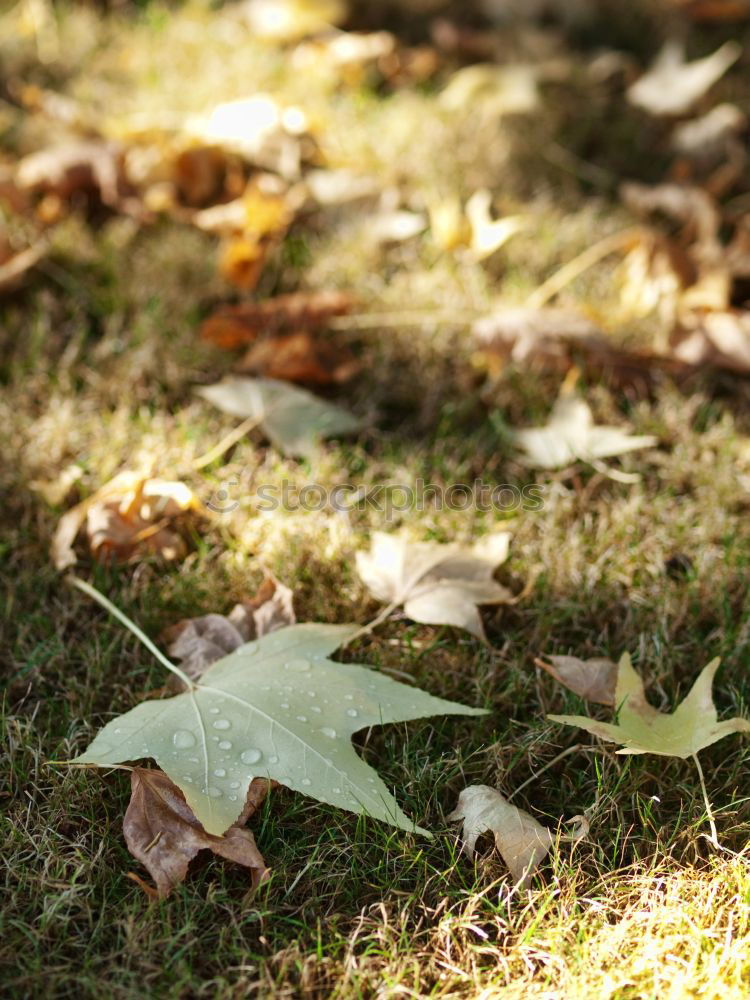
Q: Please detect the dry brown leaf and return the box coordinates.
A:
[172,146,227,207]
[238,330,360,384]
[668,0,750,22]
[52,472,208,570]
[536,654,617,705]
[164,576,296,684]
[124,768,271,899]
[200,291,354,349]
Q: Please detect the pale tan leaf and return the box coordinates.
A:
[240,0,346,42]
[513,389,657,470]
[440,64,539,117]
[627,40,740,116]
[670,310,750,374]
[465,189,527,261]
[448,784,553,885]
[356,532,513,640]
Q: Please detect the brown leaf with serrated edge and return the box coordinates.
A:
[535,654,617,705]
[124,769,271,898]
[164,575,296,685]
[200,291,355,348]
[51,472,208,570]
[238,330,360,384]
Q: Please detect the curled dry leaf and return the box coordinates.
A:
[200,291,355,349]
[164,575,296,684]
[627,40,740,116]
[473,305,692,391]
[73,623,486,836]
[124,768,271,898]
[52,472,208,570]
[449,785,554,885]
[536,654,617,705]
[356,531,513,640]
[196,375,362,457]
[549,653,750,758]
[512,387,657,471]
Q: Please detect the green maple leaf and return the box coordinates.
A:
[548,652,750,758]
[196,376,362,458]
[68,585,485,836]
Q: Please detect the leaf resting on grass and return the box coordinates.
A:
[356,531,514,640]
[536,654,617,705]
[449,784,554,885]
[548,653,750,757]
[164,575,296,684]
[73,623,486,836]
[513,389,657,470]
[124,769,271,898]
[196,375,362,457]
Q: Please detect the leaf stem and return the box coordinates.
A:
[344,600,401,645]
[192,415,261,470]
[692,753,719,848]
[68,576,195,690]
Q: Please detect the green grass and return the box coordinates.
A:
[4,1,750,997]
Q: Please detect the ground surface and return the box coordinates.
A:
[3,2,750,998]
